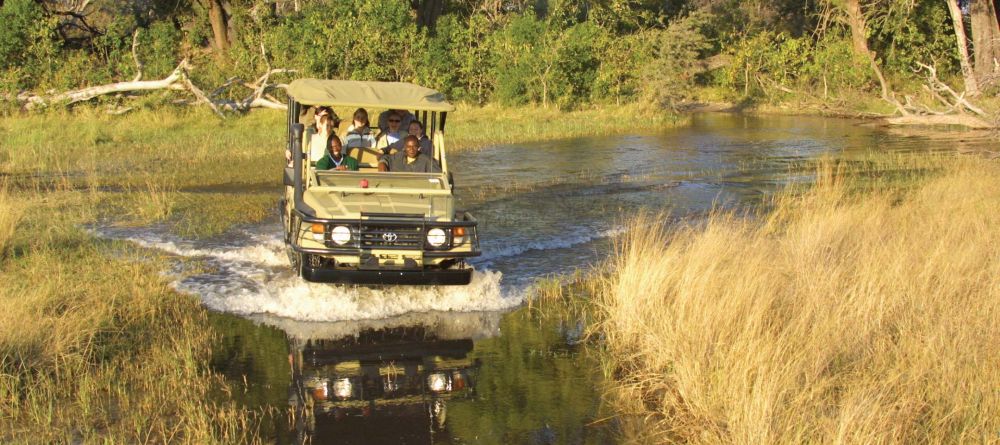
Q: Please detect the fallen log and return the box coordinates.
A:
[8,37,293,116]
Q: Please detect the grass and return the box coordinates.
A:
[0,181,24,256]
[0,188,266,443]
[448,102,687,149]
[586,157,1000,443]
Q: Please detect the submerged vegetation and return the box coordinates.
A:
[584,157,1000,443]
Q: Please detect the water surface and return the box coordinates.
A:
[98,113,993,444]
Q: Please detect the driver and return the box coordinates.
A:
[378,135,441,173]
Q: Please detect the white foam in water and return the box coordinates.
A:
[475,226,625,264]
[93,224,520,322]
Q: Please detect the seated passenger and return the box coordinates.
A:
[285,106,338,166]
[315,135,358,171]
[343,107,376,150]
[378,135,441,173]
[407,120,433,158]
[374,110,405,154]
[308,107,339,163]
[377,109,415,133]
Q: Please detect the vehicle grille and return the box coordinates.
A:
[359,224,424,249]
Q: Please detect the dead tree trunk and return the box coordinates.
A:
[946,0,981,96]
[971,0,1000,87]
[207,0,230,51]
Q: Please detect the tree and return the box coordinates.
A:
[945,0,980,96]
[206,0,230,51]
[970,0,1000,87]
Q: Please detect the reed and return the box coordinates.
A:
[594,158,1000,443]
[0,237,266,443]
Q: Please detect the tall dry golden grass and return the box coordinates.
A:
[0,181,24,256]
[595,159,1000,444]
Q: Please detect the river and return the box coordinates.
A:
[96,113,993,444]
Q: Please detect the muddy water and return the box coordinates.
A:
[96,114,993,444]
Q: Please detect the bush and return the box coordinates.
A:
[264,0,420,82]
[0,0,60,91]
[642,11,713,106]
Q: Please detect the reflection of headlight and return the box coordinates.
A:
[306,377,329,401]
[428,373,450,392]
[332,378,353,399]
[331,225,351,245]
[426,228,447,247]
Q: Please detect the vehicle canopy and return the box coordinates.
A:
[287,79,455,112]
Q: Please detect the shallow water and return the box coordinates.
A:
[95,113,993,444]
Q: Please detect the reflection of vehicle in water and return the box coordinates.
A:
[283,313,495,444]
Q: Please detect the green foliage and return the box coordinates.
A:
[489,13,547,106]
[802,33,872,93]
[0,0,981,113]
[0,0,60,91]
[642,11,714,105]
[264,0,420,82]
[872,0,959,79]
[723,31,808,99]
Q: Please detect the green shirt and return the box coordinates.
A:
[315,153,359,171]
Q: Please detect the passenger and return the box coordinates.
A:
[343,108,376,150]
[308,109,339,163]
[378,135,441,173]
[377,109,415,133]
[407,120,433,158]
[315,135,358,171]
[284,106,338,166]
[374,110,405,154]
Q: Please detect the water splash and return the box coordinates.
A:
[93,223,519,322]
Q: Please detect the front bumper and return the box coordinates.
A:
[301,265,473,285]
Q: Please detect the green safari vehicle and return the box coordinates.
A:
[280,79,481,285]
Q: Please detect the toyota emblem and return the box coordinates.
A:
[382,232,398,242]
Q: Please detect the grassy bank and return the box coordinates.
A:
[588,158,1000,443]
[0,185,265,443]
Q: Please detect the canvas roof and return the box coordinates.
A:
[287,79,455,112]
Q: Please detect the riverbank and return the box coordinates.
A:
[566,156,1000,443]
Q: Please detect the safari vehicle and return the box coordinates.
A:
[281,79,480,285]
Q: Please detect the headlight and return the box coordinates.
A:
[426,228,447,247]
[331,225,351,245]
[332,378,353,399]
[427,372,450,392]
[311,223,325,242]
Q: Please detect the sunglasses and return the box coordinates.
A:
[389,119,401,123]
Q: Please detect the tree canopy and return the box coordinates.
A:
[1,0,998,111]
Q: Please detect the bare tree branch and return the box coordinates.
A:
[131,29,144,82]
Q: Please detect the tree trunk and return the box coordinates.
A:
[207,0,230,51]
[841,0,906,114]
[415,0,444,28]
[970,0,1000,86]
[946,0,980,96]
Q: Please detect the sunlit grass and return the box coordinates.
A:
[449,103,686,150]
[0,181,23,257]
[0,213,266,443]
[591,157,1000,443]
